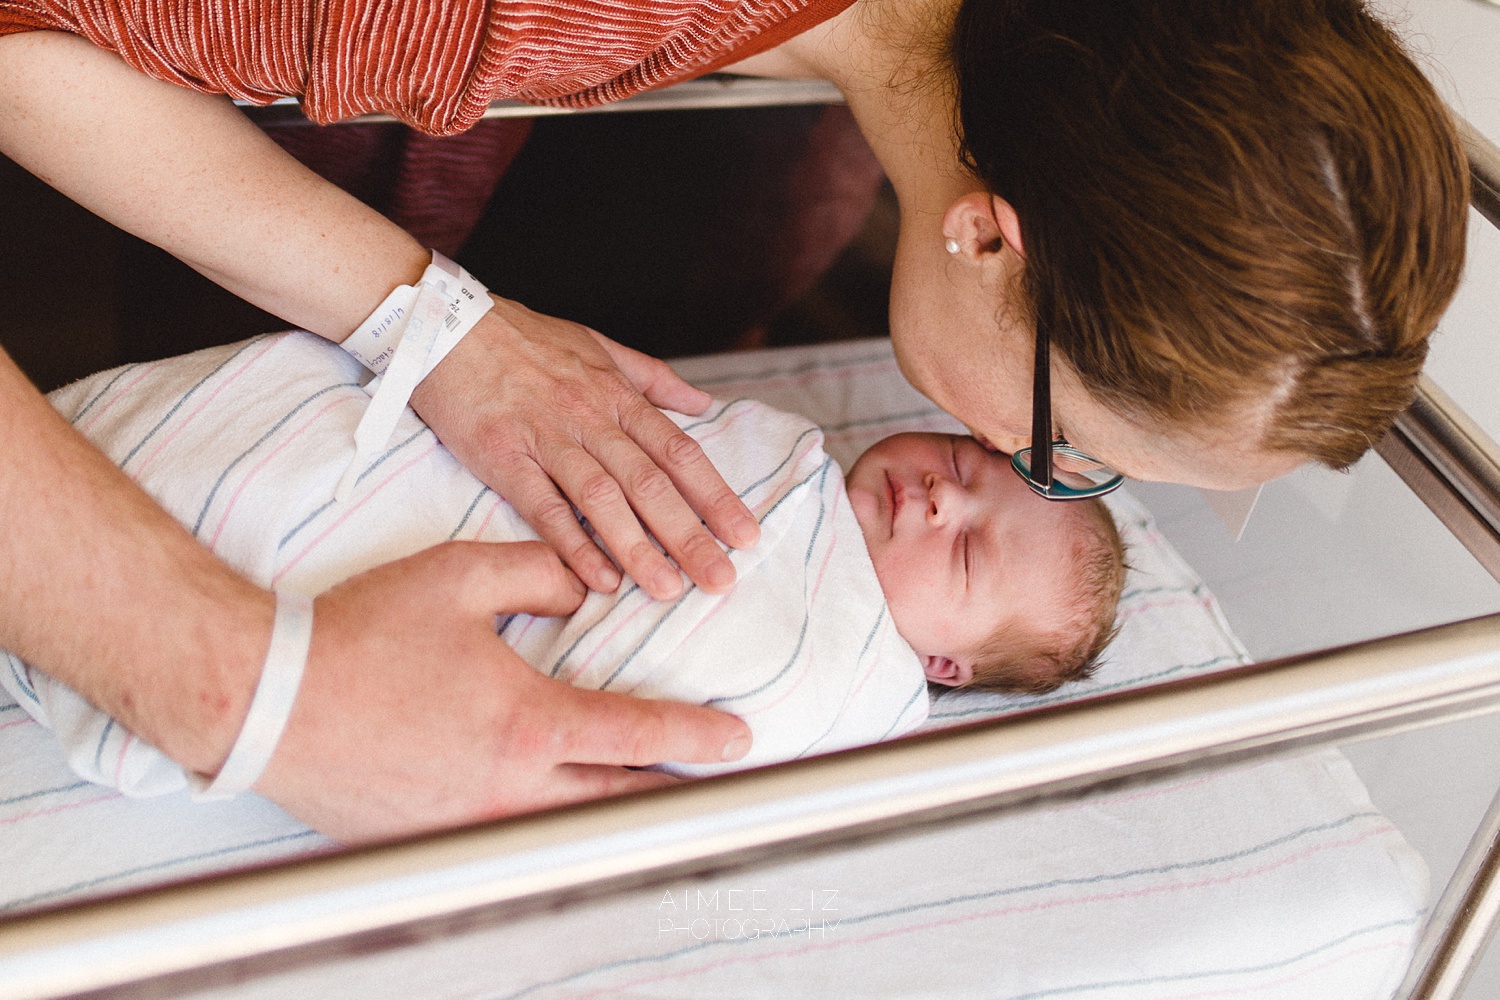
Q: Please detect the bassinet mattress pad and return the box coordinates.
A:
[0,336,1425,999]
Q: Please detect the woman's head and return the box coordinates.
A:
[941,0,1468,474]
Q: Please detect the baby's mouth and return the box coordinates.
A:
[884,471,899,536]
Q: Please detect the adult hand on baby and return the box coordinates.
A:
[255,541,752,844]
[410,297,761,601]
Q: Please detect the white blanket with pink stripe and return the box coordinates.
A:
[1,331,927,794]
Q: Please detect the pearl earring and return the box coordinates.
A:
[944,238,961,254]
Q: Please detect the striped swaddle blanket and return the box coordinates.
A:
[2,331,927,794]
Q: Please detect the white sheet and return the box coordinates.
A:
[0,337,1427,999]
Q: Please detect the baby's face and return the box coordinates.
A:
[846,433,1084,686]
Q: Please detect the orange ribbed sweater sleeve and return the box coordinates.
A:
[0,0,854,135]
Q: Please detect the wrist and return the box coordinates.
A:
[146,576,278,777]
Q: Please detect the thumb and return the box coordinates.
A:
[542,681,753,767]
[587,330,712,416]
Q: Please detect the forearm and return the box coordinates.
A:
[0,347,270,775]
[0,30,427,342]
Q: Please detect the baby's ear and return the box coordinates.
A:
[923,656,975,688]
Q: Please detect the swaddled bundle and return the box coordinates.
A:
[2,332,928,795]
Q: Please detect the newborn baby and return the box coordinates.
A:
[846,431,1122,694]
[2,332,1122,794]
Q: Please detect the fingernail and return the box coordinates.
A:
[652,566,684,599]
[594,564,622,592]
[731,516,760,549]
[721,732,751,761]
[703,556,735,592]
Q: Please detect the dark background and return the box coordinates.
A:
[0,104,896,394]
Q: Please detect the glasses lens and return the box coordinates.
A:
[1011,444,1123,497]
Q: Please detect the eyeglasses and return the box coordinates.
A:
[1009,323,1125,501]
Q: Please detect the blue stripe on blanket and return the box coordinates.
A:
[822,408,946,434]
[92,718,115,774]
[736,427,820,503]
[449,487,497,541]
[999,918,1419,999]
[0,781,92,809]
[702,460,833,705]
[927,654,1245,721]
[119,337,269,471]
[277,426,430,551]
[483,812,1390,1000]
[69,363,147,427]
[191,381,361,536]
[795,607,892,756]
[876,683,929,743]
[563,452,831,690]
[684,350,896,389]
[0,831,324,914]
[5,655,37,704]
[677,397,751,434]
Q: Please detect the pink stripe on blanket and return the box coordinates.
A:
[132,336,285,480]
[569,826,1388,997]
[1155,940,1411,1000]
[703,357,900,394]
[736,503,841,719]
[2,792,121,827]
[691,399,766,447]
[469,493,507,540]
[112,733,135,788]
[1118,594,1216,622]
[75,361,167,436]
[823,413,960,443]
[206,394,363,551]
[271,442,441,586]
[556,596,661,686]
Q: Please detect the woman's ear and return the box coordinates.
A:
[941,193,1025,260]
[923,655,976,687]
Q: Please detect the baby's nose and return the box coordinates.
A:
[924,473,960,525]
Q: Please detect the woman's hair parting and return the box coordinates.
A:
[970,498,1125,694]
[951,0,1468,467]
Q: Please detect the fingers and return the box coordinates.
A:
[616,401,761,553]
[588,331,711,417]
[417,540,587,618]
[546,683,752,767]
[576,415,741,597]
[487,450,626,594]
[414,305,758,597]
[532,433,693,600]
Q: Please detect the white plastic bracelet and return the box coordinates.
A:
[189,592,315,802]
[336,251,493,502]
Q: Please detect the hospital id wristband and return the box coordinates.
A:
[189,592,315,803]
[340,251,493,377]
[335,251,494,502]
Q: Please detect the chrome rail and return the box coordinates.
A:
[1389,111,1500,1000]
[3,615,1500,999]
[1459,115,1500,230]
[1377,376,1500,584]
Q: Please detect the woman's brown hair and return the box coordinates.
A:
[951,0,1469,467]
